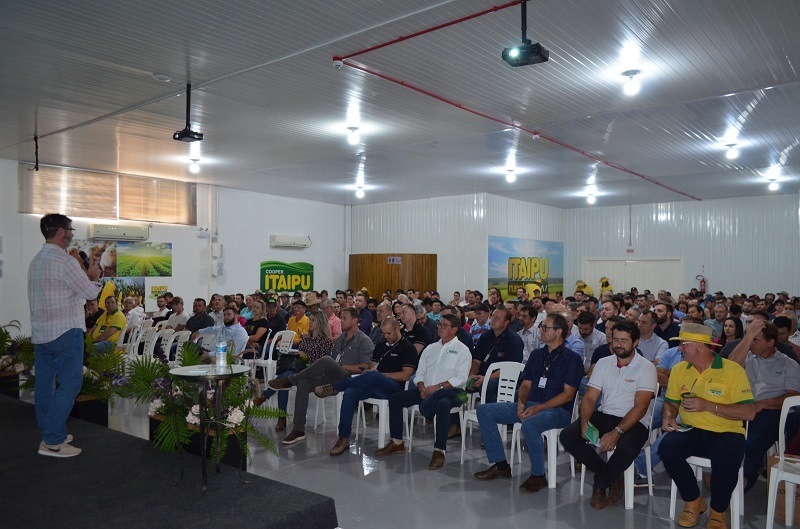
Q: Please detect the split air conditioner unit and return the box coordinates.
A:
[88,224,149,241]
[269,234,311,248]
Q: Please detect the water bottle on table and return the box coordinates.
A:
[215,340,228,367]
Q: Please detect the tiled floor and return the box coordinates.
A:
[104,393,775,529]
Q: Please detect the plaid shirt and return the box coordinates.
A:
[28,243,101,344]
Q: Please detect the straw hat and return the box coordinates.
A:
[669,323,720,348]
[304,293,320,307]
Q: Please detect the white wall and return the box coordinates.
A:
[0,160,347,333]
[563,195,800,296]
[351,191,800,298]
[350,193,564,297]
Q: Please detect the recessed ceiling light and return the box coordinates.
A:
[152,73,172,82]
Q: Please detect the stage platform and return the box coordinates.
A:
[0,395,338,529]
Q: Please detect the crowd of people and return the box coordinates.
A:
[29,214,797,529]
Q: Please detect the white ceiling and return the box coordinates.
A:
[2,0,799,208]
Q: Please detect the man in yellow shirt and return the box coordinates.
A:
[287,300,309,345]
[90,296,127,353]
[658,323,755,529]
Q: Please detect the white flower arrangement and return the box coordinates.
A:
[225,407,246,428]
[186,404,200,425]
[148,398,164,417]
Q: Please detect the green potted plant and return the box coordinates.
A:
[117,341,285,468]
[0,321,34,398]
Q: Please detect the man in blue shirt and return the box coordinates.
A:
[474,313,583,492]
[469,307,524,404]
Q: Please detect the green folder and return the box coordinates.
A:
[585,422,600,446]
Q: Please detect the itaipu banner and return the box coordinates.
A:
[260,261,314,292]
[488,236,564,298]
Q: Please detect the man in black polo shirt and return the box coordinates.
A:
[398,302,431,354]
[316,318,418,456]
[263,298,288,354]
[84,298,104,330]
[469,306,524,404]
[185,298,214,334]
[653,302,680,342]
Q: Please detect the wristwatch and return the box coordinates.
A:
[614,426,625,435]
[438,383,445,390]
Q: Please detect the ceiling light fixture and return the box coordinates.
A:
[506,169,517,183]
[347,126,360,145]
[587,195,596,205]
[188,159,200,174]
[501,0,550,67]
[173,84,204,142]
[725,144,739,160]
[622,69,641,96]
[768,181,779,191]
[355,188,365,199]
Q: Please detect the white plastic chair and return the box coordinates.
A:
[237,329,272,378]
[461,361,525,463]
[408,399,467,463]
[510,394,581,489]
[165,330,191,366]
[127,326,157,359]
[669,424,749,529]
[122,322,144,354]
[255,330,296,388]
[767,395,800,529]
[355,381,410,447]
[153,320,168,330]
[143,328,173,358]
[113,325,128,351]
[580,388,658,509]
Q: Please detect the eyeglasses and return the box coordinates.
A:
[538,323,558,331]
[61,227,75,232]
[437,323,453,328]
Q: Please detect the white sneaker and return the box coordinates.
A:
[65,434,73,443]
[38,440,82,458]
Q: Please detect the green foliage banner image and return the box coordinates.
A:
[260,261,314,292]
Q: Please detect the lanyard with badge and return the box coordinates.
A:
[539,348,562,389]
[375,341,397,369]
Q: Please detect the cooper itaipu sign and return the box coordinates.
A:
[260,261,314,292]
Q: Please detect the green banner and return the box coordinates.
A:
[260,261,314,292]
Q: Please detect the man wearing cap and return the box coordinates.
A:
[658,323,755,529]
[560,320,657,509]
[287,300,309,345]
[262,298,287,348]
[726,319,800,493]
[470,304,492,343]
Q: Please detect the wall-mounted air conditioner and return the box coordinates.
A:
[269,234,311,248]
[89,224,149,241]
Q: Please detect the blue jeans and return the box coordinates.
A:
[477,400,570,476]
[658,429,745,512]
[262,370,295,411]
[34,328,84,445]
[744,409,781,492]
[334,370,404,438]
[92,340,114,354]
[389,387,464,451]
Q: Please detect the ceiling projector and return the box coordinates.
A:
[173,127,204,142]
[502,41,550,67]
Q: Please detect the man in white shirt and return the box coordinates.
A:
[375,314,472,470]
[208,294,225,326]
[637,310,668,362]
[28,213,101,458]
[122,296,144,328]
[164,296,189,331]
[193,307,249,358]
[560,320,657,510]
[150,295,171,324]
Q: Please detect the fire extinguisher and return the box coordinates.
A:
[696,275,706,294]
